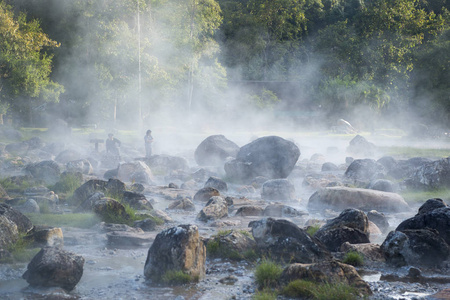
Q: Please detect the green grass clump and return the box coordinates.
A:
[254,260,283,289]
[282,280,359,300]
[282,279,316,298]
[0,177,34,192]
[50,173,82,196]
[379,146,450,159]
[306,224,321,236]
[25,213,99,228]
[161,270,195,285]
[253,289,278,300]
[343,251,364,267]
[206,239,242,260]
[400,189,450,204]
[0,234,40,264]
[313,282,358,300]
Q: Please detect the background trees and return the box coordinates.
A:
[1,0,449,129]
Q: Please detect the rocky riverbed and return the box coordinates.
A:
[0,130,449,299]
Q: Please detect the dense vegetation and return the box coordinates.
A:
[1,0,449,130]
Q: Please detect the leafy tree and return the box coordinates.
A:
[0,1,63,125]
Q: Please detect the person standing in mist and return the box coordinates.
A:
[106,133,121,159]
[144,130,153,158]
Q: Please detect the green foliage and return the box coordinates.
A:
[282,279,359,300]
[25,213,99,229]
[247,88,281,110]
[343,251,364,267]
[51,173,82,196]
[313,282,358,300]
[399,189,450,204]
[306,224,321,237]
[0,1,63,124]
[0,234,40,264]
[253,289,278,300]
[282,279,316,298]
[161,270,195,285]
[0,177,34,191]
[254,259,283,289]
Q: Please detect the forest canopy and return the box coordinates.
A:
[1,0,449,130]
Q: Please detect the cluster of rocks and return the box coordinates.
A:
[0,130,449,298]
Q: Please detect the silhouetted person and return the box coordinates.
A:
[106,133,121,159]
[144,130,153,158]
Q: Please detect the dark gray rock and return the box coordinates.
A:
[0,203,33,234]
[367,210,390,233]
[224,136,300,182]
[407,157,450,189]
[122,191,153,210]
[344,159,386,183]
[22,247,84,291]
[314,208,370,252]
[249,218,331,263]
[321,162,339,172]
[367,179,397,192]
[263,204,307,218]
[234,205,264,217]
[381,229,450,267]
[395,199,450,245]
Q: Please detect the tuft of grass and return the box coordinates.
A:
[253,289,278,300]
[399,188,450,204]
[25,213,99,228]
[161,270,196,285]
[50,173,82,196]
[282,279,316,298]
[343,251,364,267]
[306,224,321,236]
[282,280,359,300]
[0,234,40,264]
[254,259,283,289]
[0,177,34,192]
[379,146,450,159]
[313,282,359,300]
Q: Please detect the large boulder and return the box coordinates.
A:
[117,161,154,184]
[22,247,84,291]
[197,196,228,222]
[307,187,410,213]
[313,208,370,252]
[407,157,450,189]
[144,224,206,282]
[224,136,300,182]
[395,198,450,245]
[194,135,240,166]
[261,179,296,201]
[280,260,372,296]
[381,229,450,267]
[25,160,61,185]
[72,179,108,210]
[249,218,331,263]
